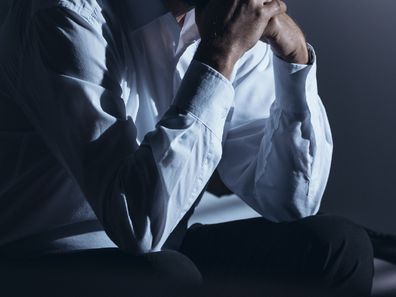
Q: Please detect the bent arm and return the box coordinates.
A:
[217,43,333,222]
[17,7,233,253]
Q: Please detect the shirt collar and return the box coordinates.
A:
[181,10,199,44]
[175,9,199,55]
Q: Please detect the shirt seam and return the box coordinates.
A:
[60,0,101,26]
[44,0,102,26]
[184,110,223,143]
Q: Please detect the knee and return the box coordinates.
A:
[145,250,203,286]
[296,215,371,245]
[292,215,374,272]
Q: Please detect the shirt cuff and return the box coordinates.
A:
[173,60,235,140]
[272,44,317,114]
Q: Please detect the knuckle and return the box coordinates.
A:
[273,0,282,12]
[265,0,286,16]
[280,1,287,13]
[240,0,251,10]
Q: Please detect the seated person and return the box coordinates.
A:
[0,0,373,295]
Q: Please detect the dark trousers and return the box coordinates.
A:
[0,215,373,297]
[180,214,374,297]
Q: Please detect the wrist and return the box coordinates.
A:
[287,41,309,64]
[194,42,239,79]
[271,38,309,65]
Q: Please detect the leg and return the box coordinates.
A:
[1,249,202,297]
[179,214,373,297]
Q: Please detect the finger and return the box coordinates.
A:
[263,0,287,18]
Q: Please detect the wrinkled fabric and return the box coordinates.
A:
[0,0,332,254]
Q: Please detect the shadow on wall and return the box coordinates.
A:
[285,0,396,233]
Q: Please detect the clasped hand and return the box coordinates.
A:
[194,0,309,78]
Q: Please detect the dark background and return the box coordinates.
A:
[1,1,396,233]
[0,2,8,25]
[286,0,396,233]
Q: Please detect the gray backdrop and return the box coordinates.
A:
[286,0,396,233]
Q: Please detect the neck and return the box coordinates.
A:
[176,14,187,26]
[164,0,192,25]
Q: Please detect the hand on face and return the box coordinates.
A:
[194,0,286,78]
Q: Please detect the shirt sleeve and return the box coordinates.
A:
[16,7,234,253]
[217,43,333,222]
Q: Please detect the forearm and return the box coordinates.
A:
[262,11,309,65]
[217,45,332,222]
[261,49,332,220]
[87,61,234,253]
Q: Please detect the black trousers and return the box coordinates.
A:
[180,214,374,297]
[0,215,373,297]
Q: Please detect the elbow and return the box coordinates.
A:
[132,242,158,255]
[286,186,323,221]
[103,221,161,255]
[257,176,322,223]
[292,199,320,220]
[285,180,323,221]
[267,199,320,223]
[283,163,325,221]
[116,235,160,255]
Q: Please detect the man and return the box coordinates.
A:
[0,0,373,296]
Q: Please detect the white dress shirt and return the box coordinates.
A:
[0,0,332,255]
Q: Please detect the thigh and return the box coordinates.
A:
[180,217,294,280]
[1,249,201,297]
[179,215,373,296]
